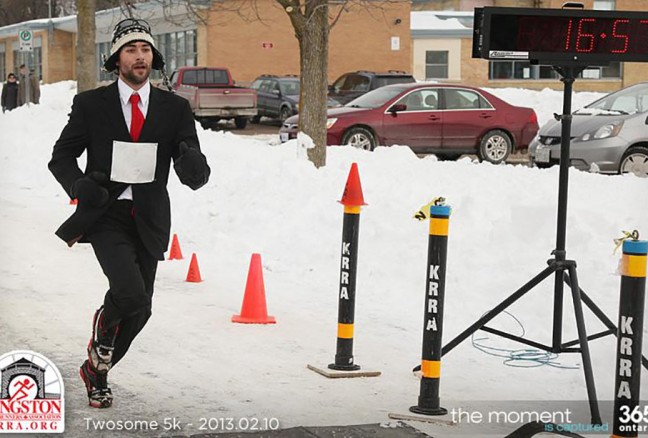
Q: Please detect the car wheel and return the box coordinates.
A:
[280,106,292,123]
[199,118,213,130]
[234,117,248,129]
[479,130,512,164]
[619,146,648,177]
[342,127,376,151]
[250,115,261,124]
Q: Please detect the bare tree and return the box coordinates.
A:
[275,0,330,167]
[0,0,52,26]
[206,0,405,168]
[76,0,97,92]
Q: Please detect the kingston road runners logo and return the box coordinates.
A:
[0,350,64,433]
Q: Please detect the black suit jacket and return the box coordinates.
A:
[49,81,210,260]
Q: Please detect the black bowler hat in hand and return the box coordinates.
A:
[103,18,165,72]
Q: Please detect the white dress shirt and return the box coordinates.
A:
[116,79,151,200]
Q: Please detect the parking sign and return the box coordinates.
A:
[19,29,33,52]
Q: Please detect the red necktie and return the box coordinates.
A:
[129,93,144,142]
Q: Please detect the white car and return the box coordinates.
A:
[529,82,648,177]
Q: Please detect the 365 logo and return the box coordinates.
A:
[0,350,64,433]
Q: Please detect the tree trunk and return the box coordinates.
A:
[298,1,329,168]
[75,0,96,93]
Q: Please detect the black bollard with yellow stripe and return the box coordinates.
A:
[612,238,646,438]
[329,163,366,371]
[410,203,451,416]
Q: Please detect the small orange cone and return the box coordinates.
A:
[339,162,367,206]
[186,253,202,282]
[69,198,78,205]
[168,234,183,260]
[232,254,276,324]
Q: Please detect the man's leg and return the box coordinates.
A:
[112,243,157,366]
[81,201,157,407]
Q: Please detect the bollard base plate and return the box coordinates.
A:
[388,412,456,426]
[328,362,361,371]
[408,405,448,416]
[307,364,381,379]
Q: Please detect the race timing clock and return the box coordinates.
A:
[473,6,648,65]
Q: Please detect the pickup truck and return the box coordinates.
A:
[169,67,257,129]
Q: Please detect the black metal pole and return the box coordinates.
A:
[551,67,577,352]
[329,163,366,371]
[329,207,361,371]
[566,264,602,425]
[612,239,646,438]
[411,204,451,416]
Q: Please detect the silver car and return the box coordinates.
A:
[529,82,648,177]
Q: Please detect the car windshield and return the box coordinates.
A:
[576,83,648,116]
[333,74,371,92]
[345,86,411,109]
[279,79,300,96]
[374,76,414,88]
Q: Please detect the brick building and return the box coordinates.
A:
[0,0,645,92]
[412,0,647,91]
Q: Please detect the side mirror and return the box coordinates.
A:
[272,89,280,96]
[389,103,407,113]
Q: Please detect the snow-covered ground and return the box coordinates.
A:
[0,81,646,437]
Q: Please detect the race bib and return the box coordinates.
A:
[110,140,158,184]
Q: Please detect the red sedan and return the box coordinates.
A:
[279,83,538,164]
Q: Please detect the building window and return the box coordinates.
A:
[593,0,615,10]
[12,37,42,80]
[13,47,42,80]
[489,61,621,80]
[97,41,114,82]
[0,43,5,81]
[152,29,197,79]
[581,63,622,79]
[425,50,448,79]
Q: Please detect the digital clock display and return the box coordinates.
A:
[475,7,648,64]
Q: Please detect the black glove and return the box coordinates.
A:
[174,141,210,190]
[71,171,109,207]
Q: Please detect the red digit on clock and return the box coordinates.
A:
[611,19,630,53]
[640,20,648,55]
[565,19,573,50]
[576,18,596,52]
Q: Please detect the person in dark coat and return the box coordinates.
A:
[48,18,210,409]
[1,73,18,112]
[17,64,40,105]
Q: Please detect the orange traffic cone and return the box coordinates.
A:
[339,162,367,206]
[69,198,78,205]
[232,254,276,324]
[168,234,183,260]
[186,253,202,282]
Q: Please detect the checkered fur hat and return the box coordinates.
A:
[103,18,164,72]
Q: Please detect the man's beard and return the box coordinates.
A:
[122,65,151,85]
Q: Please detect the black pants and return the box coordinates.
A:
[87,200,158,367]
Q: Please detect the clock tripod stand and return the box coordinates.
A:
[438,65,645,425]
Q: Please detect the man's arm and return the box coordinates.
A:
[48,94,88,197]
[172,99,210,190]
[1,85,6,111]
